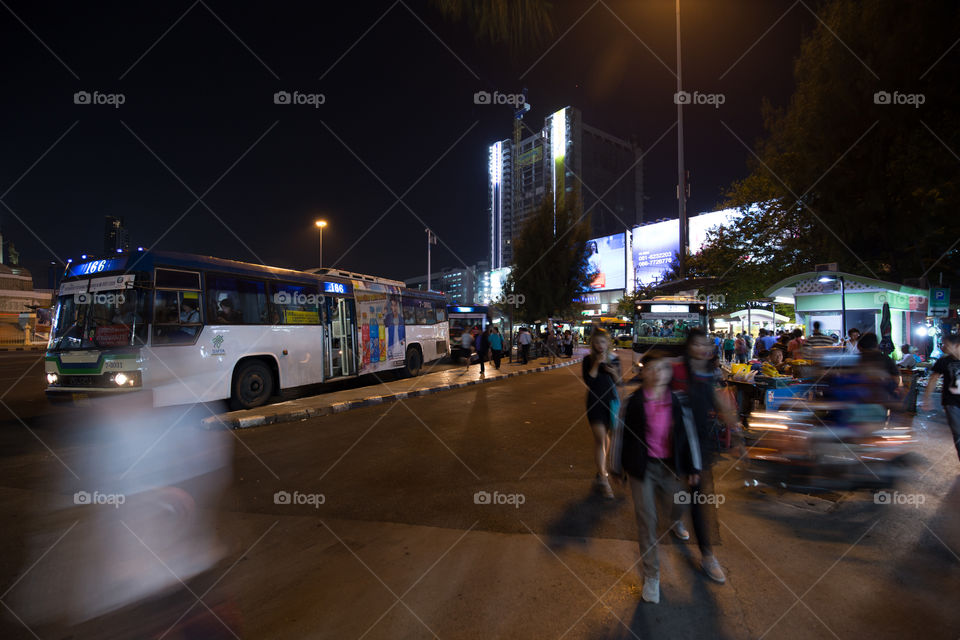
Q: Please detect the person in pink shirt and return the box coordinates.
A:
[609,349,702,604]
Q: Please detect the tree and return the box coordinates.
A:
[430,0,554,52]
[720,0,960,284]
[505,192,594,323]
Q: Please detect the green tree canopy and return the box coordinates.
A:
[506,193,594,323]
[718,0,960,286]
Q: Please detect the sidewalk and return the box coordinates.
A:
[206,347,590,429]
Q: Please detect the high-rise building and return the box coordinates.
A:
[404,261,489,305]
[488,106,643,269]
[103,216,130,254]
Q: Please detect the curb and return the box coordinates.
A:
[0,346,45,352]
[207,355,586,430]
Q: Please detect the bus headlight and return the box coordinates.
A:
[113,372,129,386]
[46,373,59,385]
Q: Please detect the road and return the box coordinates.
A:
[0,350,958,639]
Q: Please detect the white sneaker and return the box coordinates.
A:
[702,555,726,584]
[641,575,660,603]
[672,522,690,541]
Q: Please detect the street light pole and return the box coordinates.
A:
[425,228,437,291]
[315,220,327,269]
[676,0,688,280]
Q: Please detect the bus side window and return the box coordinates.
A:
[401,299,417,325]
[153,290,202,345]
[414,302,429,325]
[434,303,446,323]
[269,282,320,325]
[207,276,268,324]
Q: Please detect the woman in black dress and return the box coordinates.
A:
[583,328,620,498]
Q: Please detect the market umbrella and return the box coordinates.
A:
[879,302,894,357]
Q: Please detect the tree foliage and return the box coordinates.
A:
[430,0,554,52]
[715,0,960,288]
[506,193,593,322]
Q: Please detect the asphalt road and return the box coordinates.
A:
[0,350,958,639]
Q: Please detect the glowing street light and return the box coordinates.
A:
[314,220,327,268]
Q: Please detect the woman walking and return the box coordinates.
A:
[610,349,702,603]
[582,329,620,499]
[670,328,739,584]
[488,327,504,369]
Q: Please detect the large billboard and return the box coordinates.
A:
[631,219,678,286]
[587,232,626,291]
[689,207,740,253]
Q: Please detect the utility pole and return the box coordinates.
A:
[425,228,437,291]
[676,0,688,280]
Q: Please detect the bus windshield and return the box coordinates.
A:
[50,288,147,350]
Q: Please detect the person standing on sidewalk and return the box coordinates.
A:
[488,326,504,369]
[722,335,735,363]
[460,329,474,368]
[923,334,960,462]
[517,327,532,364]
[546,323,559,365]
[475,326,491,376]
[609,348,702,604]
[582,329,621,499]
[670,328,739,584]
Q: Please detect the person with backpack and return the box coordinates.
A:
[734,334,747,364]
[609,349,702,603]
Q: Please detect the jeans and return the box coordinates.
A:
[520,344,530,364]
[491,349,502,368]
[688,465,717,553]
[945,405,960,462]
[628,460,683,579]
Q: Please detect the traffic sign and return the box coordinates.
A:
[928,287,950,317]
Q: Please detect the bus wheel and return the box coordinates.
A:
[231,360,274,410]
[403,346,423,377]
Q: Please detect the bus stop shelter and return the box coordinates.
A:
[764,271,928,346]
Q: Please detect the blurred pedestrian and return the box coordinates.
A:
[609,349,702,603]
[722,334,735,363]
[546,323,559,364]
[518,327,532,364]
[670,328,739,584]
[489,326,504,369]
[475,326,491,376]
[787,328,805,359]
[562,330,573,357]
[806,321,834,347]
[734,334,747,364]
[897,344,916,369]
[582,328,620,499]
[460,329,474,368]
[923,335,960,462]
[843,328,861,354]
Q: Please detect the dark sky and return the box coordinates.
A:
[1,0,814,285]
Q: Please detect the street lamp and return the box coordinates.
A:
[818,274,846,339]
[314,219,327,269]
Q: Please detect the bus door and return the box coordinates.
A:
[325,296,357,378]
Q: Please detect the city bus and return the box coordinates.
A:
[632,296,709,357]
[582,317,633,348]
[44,251,449,409]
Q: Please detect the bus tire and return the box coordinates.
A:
[231,359,274,410]
[403,346,423,377]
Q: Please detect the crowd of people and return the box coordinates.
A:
[454,323,579,375]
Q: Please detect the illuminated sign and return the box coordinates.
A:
[322,281,350,295]
[649,304,689,313]
[453,306,476,313]
[67,258,125,277]
[587,232,626,291]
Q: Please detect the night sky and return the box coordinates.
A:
[1,0,814,285]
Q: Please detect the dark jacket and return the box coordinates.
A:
[474,332,490,359]
[610,388,702,479]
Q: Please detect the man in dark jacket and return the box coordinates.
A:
[475,326,490,375]
[610,349,701,604]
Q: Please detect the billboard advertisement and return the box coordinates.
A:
[689,207,740,253]
[587,232,626,291]
[631,219,678,286]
